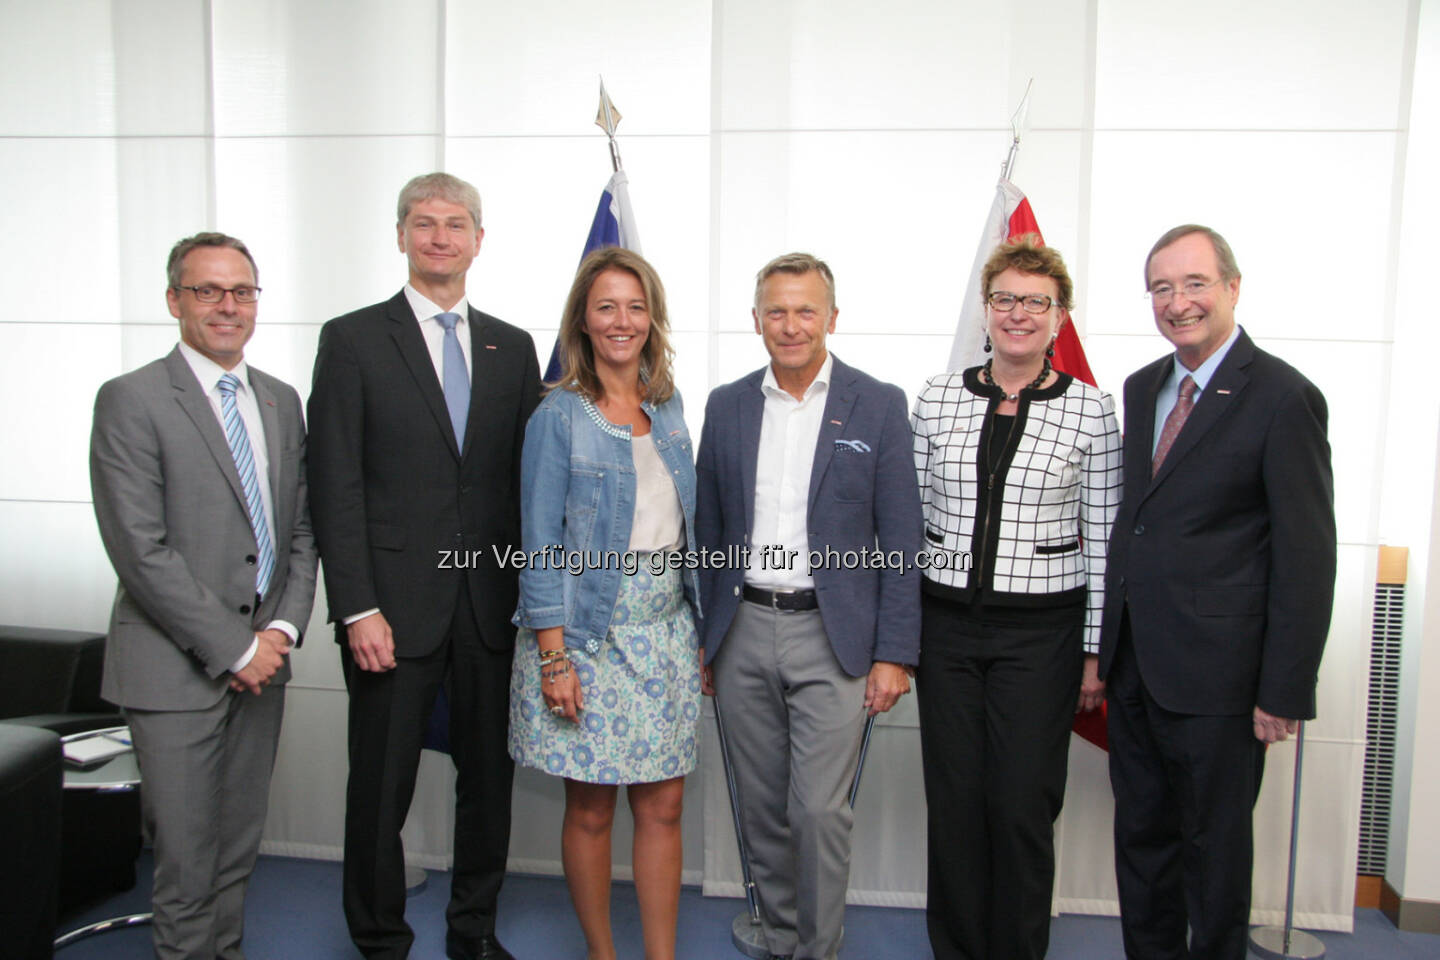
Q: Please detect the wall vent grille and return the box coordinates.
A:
[1358,576,1405,875]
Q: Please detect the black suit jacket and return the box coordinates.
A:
[1097,329,1335,719]
[307,291,541,656]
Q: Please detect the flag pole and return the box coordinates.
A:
[1001,78,1033,181]
[596,76,624,173]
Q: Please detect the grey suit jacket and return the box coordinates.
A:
[91,347,318,711]
[694,355,923,677]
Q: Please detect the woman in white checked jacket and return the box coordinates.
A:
[911,236,1122,960]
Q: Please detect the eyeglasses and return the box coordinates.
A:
[174,284,262,304]
[986,291,1055,314]
[1147,278,1221,304]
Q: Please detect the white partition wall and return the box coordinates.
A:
[2,0,1435,932]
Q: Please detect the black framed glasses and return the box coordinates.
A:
[986,291,1055,314]
[174,284,262,304]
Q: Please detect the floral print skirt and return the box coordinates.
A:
[508,566,701,784]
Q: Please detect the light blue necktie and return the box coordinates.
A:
[218,373,275,598]
[436,312,470,449]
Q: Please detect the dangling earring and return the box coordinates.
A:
[983,333,992,353]
[1046,337,1056,358]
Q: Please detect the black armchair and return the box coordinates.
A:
[0,625,141,916]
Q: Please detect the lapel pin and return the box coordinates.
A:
[1216,389,1231,395]
[829,419,842,426]
[484,344,498,350]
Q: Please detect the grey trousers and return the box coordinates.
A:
[126,684,285,960]
[714,600,867,960]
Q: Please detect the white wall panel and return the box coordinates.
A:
[0,1,115,136]
[446,0,711,137]
[212,0,440,136]
[0,501,116,633]
[0,323,120,503]
[716,0,1089,131]
[1095,0,1410,130]
[0,140,121,324]
[112,0,211,135]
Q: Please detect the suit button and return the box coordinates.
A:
[239,604,251,614]
[1133,524,1145,536]
[245,555,256,565]
[454,534,463,543]
[732,586,740,596]
[460,486,472,495]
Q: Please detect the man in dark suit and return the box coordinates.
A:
[1098,225,1336,960]
[307,173,540,960]
[91,232,317,959]
[695,253,922,960]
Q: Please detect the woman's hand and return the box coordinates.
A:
[537,627,582,722]
[1077,653,1105,713]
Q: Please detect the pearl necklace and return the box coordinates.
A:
[981,357,1051,402]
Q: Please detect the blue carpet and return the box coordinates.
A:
[56,853,1440,958]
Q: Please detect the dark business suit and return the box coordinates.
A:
[307,292,540,957]
[91,347,317,958]
[695,355,922,959]
[1098,329,1335,959]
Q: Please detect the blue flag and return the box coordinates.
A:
[543,169,642,383]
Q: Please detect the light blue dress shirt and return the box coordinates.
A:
[1151,323,1244,458]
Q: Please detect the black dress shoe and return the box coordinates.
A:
[445,931,516,960]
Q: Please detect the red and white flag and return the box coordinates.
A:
[950,176,1108,750]
[947,177,1095,387]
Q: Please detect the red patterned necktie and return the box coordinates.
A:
[1151,374,1197,477]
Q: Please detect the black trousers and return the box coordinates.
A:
[1106,615,1265,960]
[916,595,1083,960]
[341,579,515,959]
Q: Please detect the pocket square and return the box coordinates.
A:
[835,439,871,453]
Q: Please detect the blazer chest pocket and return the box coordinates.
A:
[925,526,945,545]
[1034,539,1079,556]
[829,454,873,503]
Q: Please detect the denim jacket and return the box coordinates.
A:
[512,386,700,653]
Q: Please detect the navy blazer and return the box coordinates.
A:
[1097,330,1336,719]
[694,355,923,677]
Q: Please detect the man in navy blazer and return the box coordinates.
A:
[695,253,922,960]
[1098,225,1335,960]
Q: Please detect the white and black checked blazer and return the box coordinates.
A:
[911,367,1123,652]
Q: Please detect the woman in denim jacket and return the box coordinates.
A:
[509,247,701,960]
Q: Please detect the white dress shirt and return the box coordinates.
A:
[747,353,833,590]
[404,284,472,383]
[178,341,298,672]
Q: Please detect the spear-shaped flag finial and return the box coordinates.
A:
[595,77,624,172]
[1002,78,1034,181]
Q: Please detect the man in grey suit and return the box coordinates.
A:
[695,253,923,960]
[90,232,317,959]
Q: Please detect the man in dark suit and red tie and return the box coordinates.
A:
[1098,224,1336,960]
[307,172,541,960]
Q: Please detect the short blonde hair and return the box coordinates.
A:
[980,234,1074,310]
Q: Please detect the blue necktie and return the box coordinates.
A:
[218,373,275,598]
[436,312,470,449]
